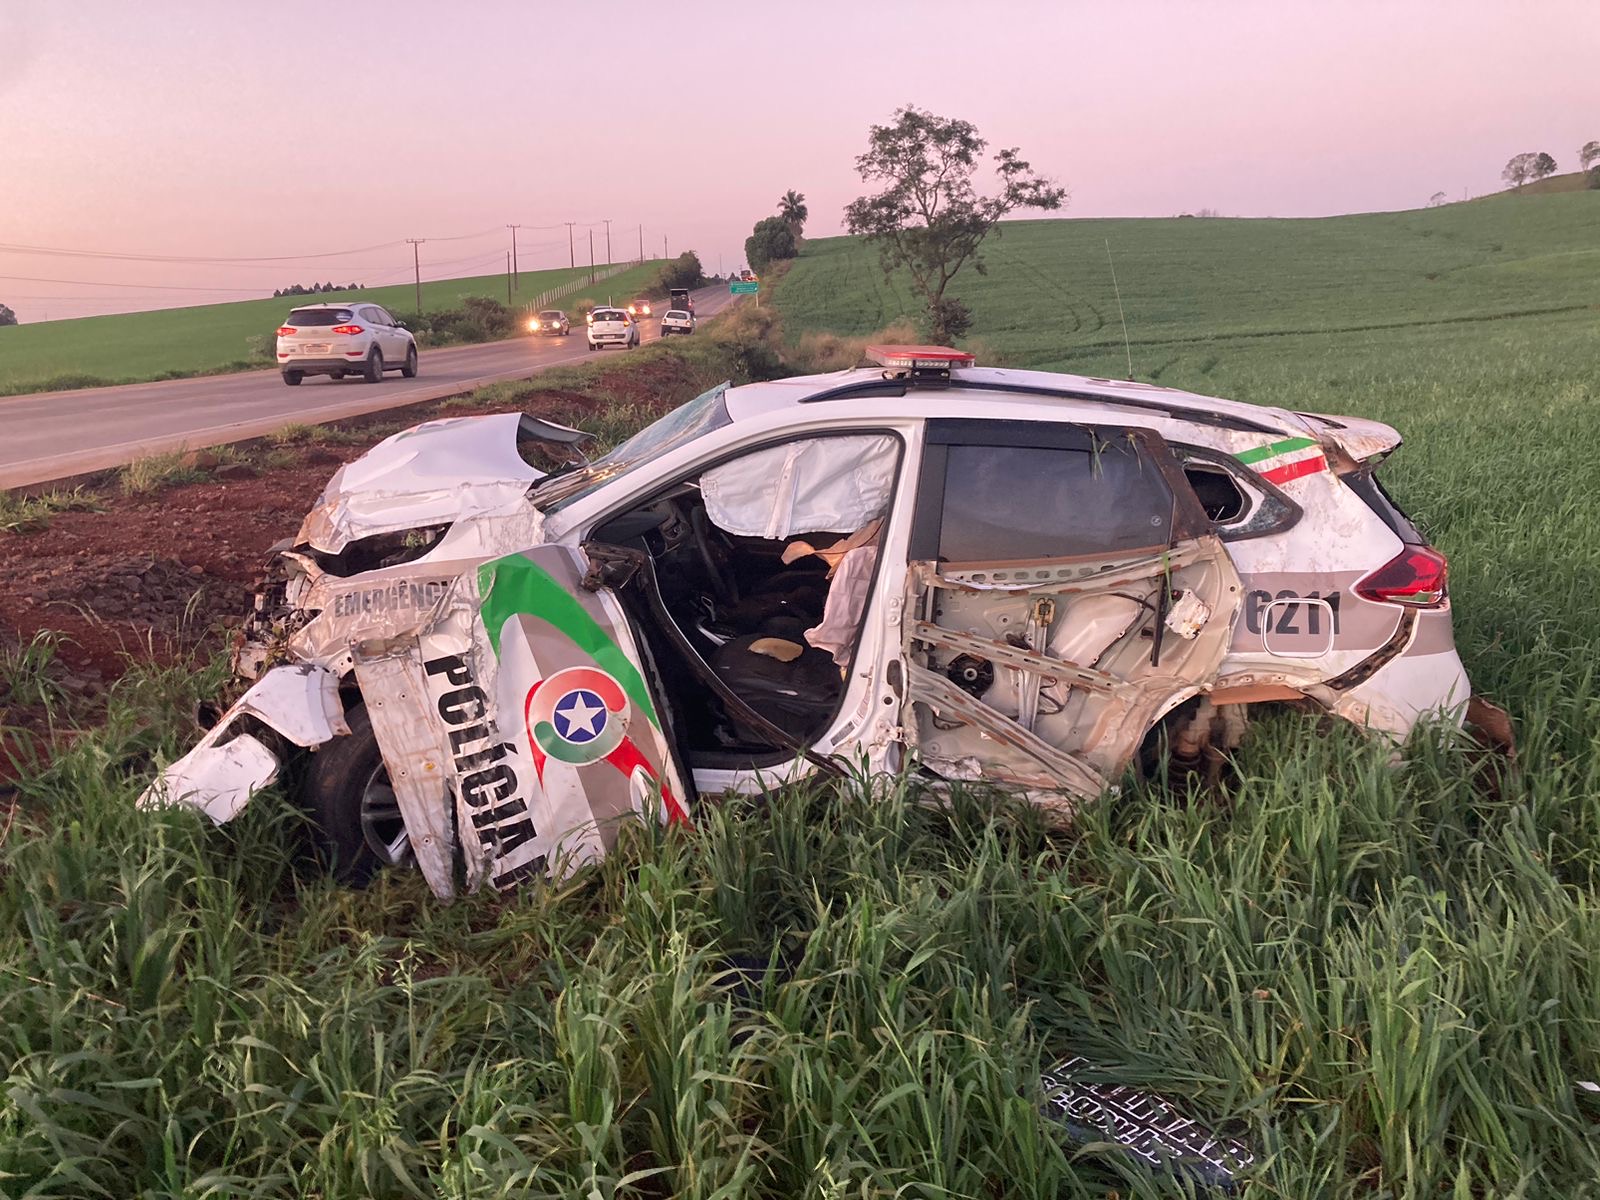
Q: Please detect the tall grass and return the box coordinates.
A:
[5,687,1600,1194]
[8,194,1600,1194]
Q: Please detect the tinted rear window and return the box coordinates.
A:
[286,309,353,326]
[935,442,1174,562]
[593,310,625,320]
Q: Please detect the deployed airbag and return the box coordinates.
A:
[700,434,897,539]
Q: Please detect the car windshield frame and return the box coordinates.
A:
[530,382,734,512]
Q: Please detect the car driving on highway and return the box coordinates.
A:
[144,344,1503,897]
[660,309,695,336]
[275,303,418,386]
[528,310,571,337]
[626,298,653,319]
[586,306,638,351]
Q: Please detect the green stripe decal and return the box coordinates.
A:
[477,554,661,729]
[1236,436,1317,465]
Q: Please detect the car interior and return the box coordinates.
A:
[590,433,899,768]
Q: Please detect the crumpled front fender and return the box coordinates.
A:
[138,664,350,822]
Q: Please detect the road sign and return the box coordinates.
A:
[729,281,759,295]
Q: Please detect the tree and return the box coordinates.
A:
[1429,191,1447,207]
[777,189,808,242]
[0,303,16,327]
[844,105,1066,343]
[745,217,796,274]
[658,251,705,291]
[1581,141,1600,170]
[1502,153,1535,190]
[1530,152,1557,182]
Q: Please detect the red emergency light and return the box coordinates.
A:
[864,345,977,371]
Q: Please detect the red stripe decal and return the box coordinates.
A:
[1260,454,1327,485]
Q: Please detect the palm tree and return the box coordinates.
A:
[778,190,808,243]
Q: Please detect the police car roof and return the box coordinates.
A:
[721,364,1309,438]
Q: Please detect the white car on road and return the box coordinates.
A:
[276,303,418,386]
[587,307,639,351]
[659,309,696,336]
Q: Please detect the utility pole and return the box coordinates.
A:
[506,252,512,303]
[638,224,643,263]
[405,238,426,313]
[603,218,612,266]
[565,222,575,269]
[506,224,521,289]
[588,229,595,283]
[663,234,668,261]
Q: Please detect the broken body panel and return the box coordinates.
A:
[142,362,1494,897]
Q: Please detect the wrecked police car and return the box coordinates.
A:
[142,345,1491,897]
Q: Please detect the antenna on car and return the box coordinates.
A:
[1105,239,1134,381]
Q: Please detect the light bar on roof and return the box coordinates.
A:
[865,344,976,370]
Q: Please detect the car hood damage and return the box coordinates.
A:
[296,412,589,553]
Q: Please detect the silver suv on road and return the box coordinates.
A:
[276,303,419,386]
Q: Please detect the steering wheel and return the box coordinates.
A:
[689,505,738,604]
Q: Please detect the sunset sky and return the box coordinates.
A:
[2,0,1596,321]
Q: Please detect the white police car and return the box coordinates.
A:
[142,346,1502,895]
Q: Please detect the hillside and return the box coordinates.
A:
[773,188,1600,402]
[0,260,668,395]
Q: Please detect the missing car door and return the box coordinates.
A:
[903,420,1242,797]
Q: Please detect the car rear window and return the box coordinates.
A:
[285,309,354,326]
[593,309,625,320]
[1344,467,1425,545]
[665,311,689,320]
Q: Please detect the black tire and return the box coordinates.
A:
[303,704,413,885]
[282,370,303,386]
[401,343,418,378]
[363,348,384,383]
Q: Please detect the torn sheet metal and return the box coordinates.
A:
[139,664,348,822]
[351,649,461,899]
[140,734,281,824]
[297,412,546,553]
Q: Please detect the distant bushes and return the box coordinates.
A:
[405,296,517,346]
[273,282,363,297]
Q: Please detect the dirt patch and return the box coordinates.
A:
[1,456,354,686]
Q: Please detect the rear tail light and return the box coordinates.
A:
[1354,546,1448,608]
[330,324,363,335]
[276,326,297,336]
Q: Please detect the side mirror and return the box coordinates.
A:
[395,319,409,330]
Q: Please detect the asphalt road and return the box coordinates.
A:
[0,285,738,489]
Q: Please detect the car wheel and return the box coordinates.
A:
[363,347,384,383]
[401,343,418,378]
[303,704,413,885]
[282,370,303,386]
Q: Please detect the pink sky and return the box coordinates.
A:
[2,0,1596,321]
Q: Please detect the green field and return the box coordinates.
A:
[0,259,669,395]
[8,194,1600,1196]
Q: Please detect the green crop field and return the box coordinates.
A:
[0,259,668,396]
[7,193,1600,1197]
